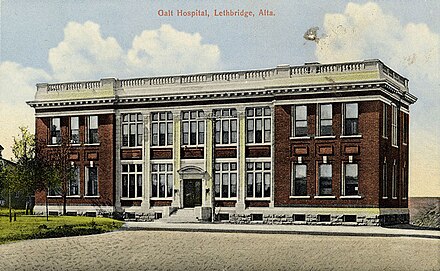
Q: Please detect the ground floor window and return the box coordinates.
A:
[291,164,307,196]
[318,164,332,196]
[68,166,80,196]
[122,164,142,198]
[151,163,173,198]
[214,162,237,199]
[246,161,271,198]
[343,163,358,196]
[86,166,98,196]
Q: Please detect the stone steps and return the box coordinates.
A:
[159,208,199,223]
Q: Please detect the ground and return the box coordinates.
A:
[0,230,438,271]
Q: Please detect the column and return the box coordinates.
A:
[114,112,122,211]
[235,106,246,212]
[204,111,214,208]
[270,105,275,208]
[141,112,151,210]
[172,110,181,208]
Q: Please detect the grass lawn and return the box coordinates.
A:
[0,208,123,245]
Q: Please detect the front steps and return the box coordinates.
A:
[158,208,200,223]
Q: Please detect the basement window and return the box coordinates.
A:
[318,214,331,222]
[343,215,357,222]
[251,213,263,221]
[293,214,306,222]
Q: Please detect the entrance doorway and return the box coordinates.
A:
[183,179,202,208]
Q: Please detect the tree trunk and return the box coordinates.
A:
[63,193,67,216]
[45,191,49,221]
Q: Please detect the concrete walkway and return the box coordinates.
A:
[122,221,440,239]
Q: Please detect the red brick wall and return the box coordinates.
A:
[274,101,381,207]
[35,114,115,208]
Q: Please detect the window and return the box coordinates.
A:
[86,116,99,144]
[246,107,271,143]
[292,105,308,137]
[122,113,143,147]
[122,164,142,198]
[246,161,271,198]
[291,164,307,196]
[182,110,205,146]
[151,163,173,198]
[318,104,332,136]
[68,166,80,196]
[214,109,237,145]
[382,160,388,198]
[392,161,397,198]
[50,117,61,145]
[392,105,398,146]
[86,166,98,196]
[151,112,173,146]
[70,117,79,144]
[402,114,408,144]
[343,103,358,135]
[402,163,407,199]
[382,103,388,138]
[343,163,358,196]
[318,164,332,195]
[214,162,237,198]
[48,183,61,196]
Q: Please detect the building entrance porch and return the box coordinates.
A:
[183,179,202,208]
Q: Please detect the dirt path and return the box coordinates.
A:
[0,231,438,271]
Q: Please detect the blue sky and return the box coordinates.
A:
[0,0,438,196]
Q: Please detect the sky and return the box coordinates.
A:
[0,0,439,197]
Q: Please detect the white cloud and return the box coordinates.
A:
[0,62,51,160]
[49,22,221,81]
[316,2,440,196]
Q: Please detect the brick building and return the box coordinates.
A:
[28,59,417,225]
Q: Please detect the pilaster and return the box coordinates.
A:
[141,112,151,210]
[204,111,214,208]
[114,112,122,211]
[236,106,246,212]
[172,110,181,208]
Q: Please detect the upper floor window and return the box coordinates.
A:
[402,113,408,144]
[246,161,271,198]
[182,110,205,146]
[343,163,358,196]
[70,117,79,144]
[318,104,332,136]
[292,105,308,137]
[291,164,307,196]
[86,166,98,196]
[151,112,172,146]
[318,163,332,195]
[214,162,237,199]
[122,164,142,198]
[382,159,388,199]
[86,116,99,144]
[391,105,398,147]
[246,107,271,144]
[391,160,397,198]
[382,103,388,138]
[343,103,358,135]
[151,163,173,198]
[50,117,61,145]
[214,109,237,145]
[122,113,143,147]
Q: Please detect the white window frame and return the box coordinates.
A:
[291,163,307,197]
[291,105,308,138]
[213,109,238,146]
[85,166,98,197]
[68,165,80,196]
[392,160,397,199]
[317,104,333,137]
[402,163,407,200]
[214,160,238,199]
[151,112,173,147]
[342,103,359,136]
[181,110,205,146]
[246,107,271,144]
[391,105,398,147]
[342,162,359,196]
[318,163,332,196]
[246,160,271,199]
[121,163,143,199]
[382,103,388,138]
[382,159,388,199]
[70,116,80,144]
[86,115,99,144]
[151,163,173,199]
[402,113,408,145]
[122,113,143,147]
[50,117,61,145]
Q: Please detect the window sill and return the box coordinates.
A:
[182,145,205,148]
[84,143,100,146]
[214,144,238,147]
[122,146,144,149]
[47,195,62,198]
[340,135,362,139]
[382,197,388,199]
[289,136,311,140]
[70,143,81,147]
[150,197,173,200]
[121,197,143,201]
[391,145,398,148]
[382,136,388,140]
[402,143,407,146]
[245,198,271,201]
[245,143,271,146]
[392,197,398,200]
[315,136,336,139]
[289,196,311,199]
[84,195,100,198]
[215,198,238,201]
[402,197,408,200]
[47,144,61,147]
[66,195,81,198]
[340,195,362,199]
[313,196,336,199]
[150,146,172,149]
